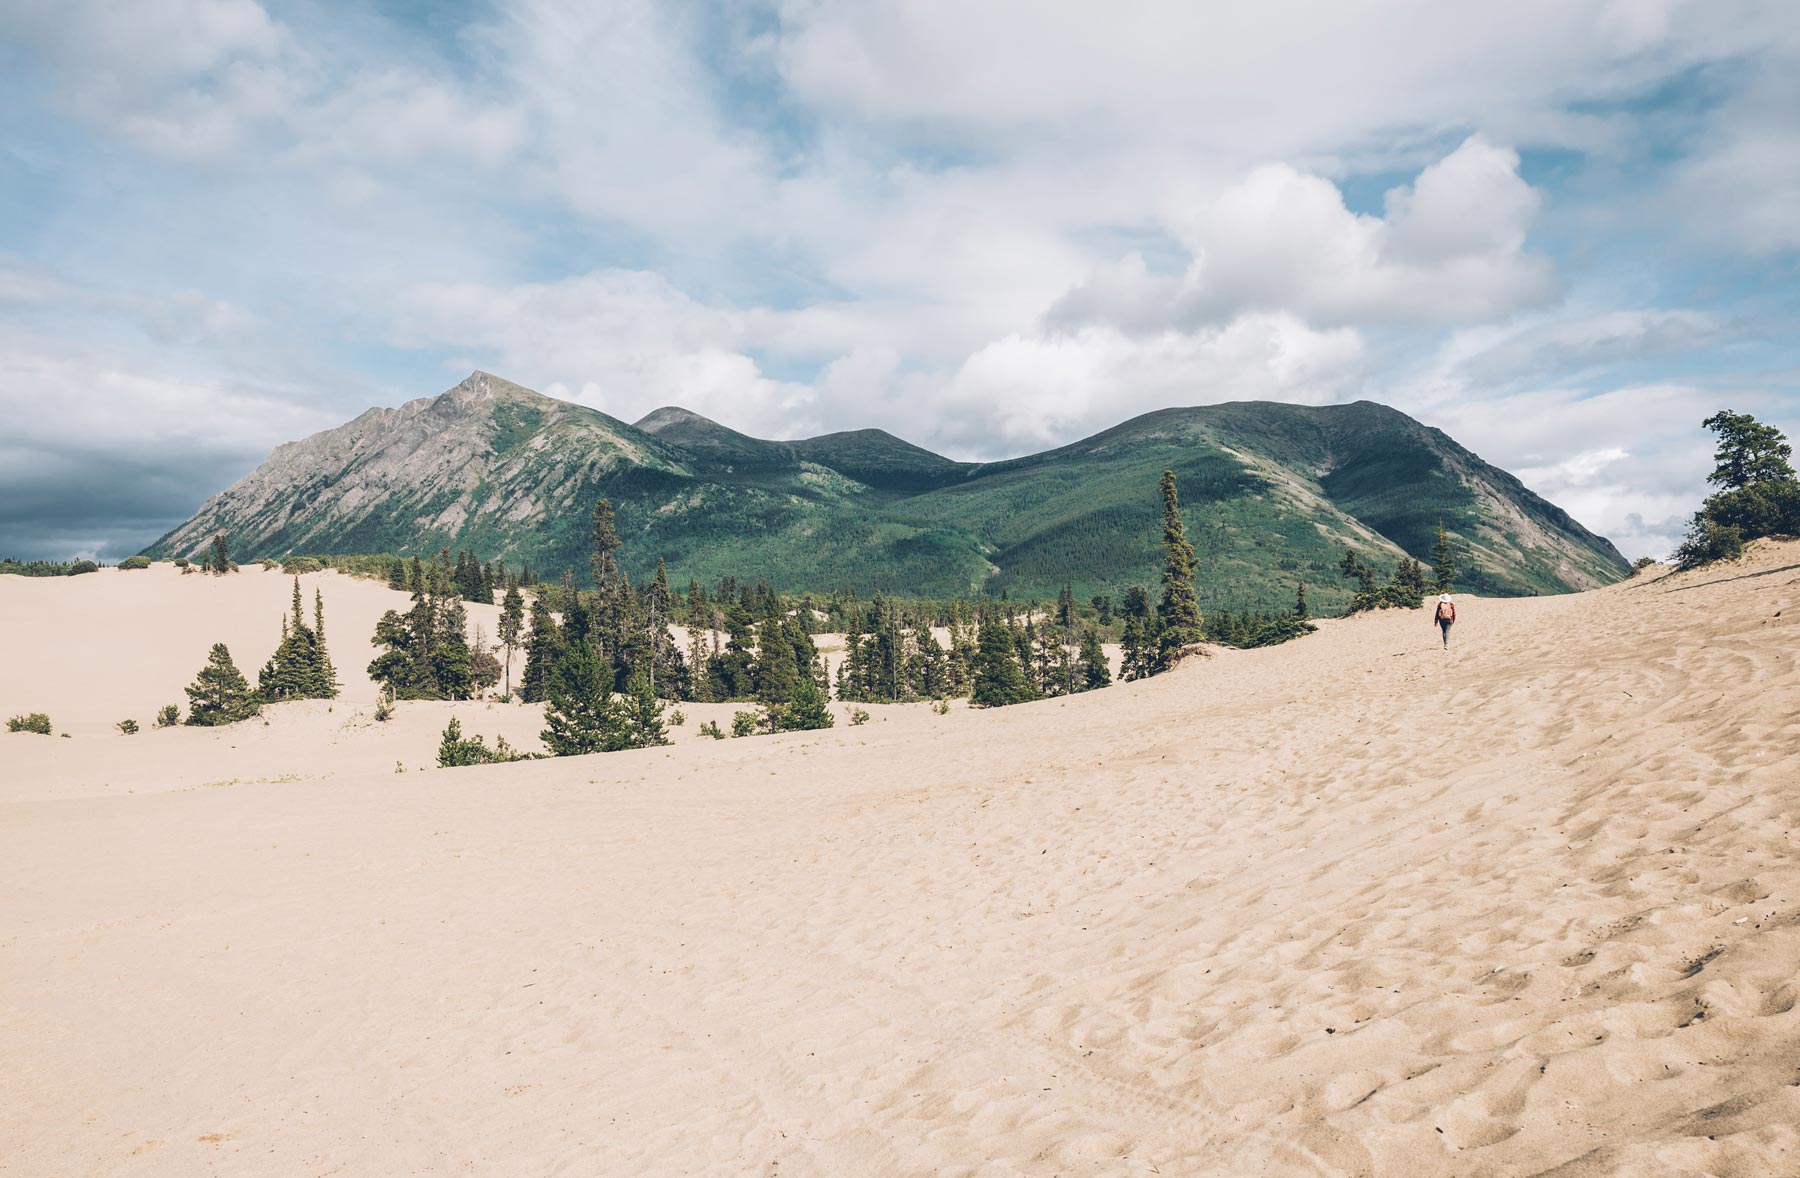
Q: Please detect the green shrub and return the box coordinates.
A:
[155,704,180,728]
[173,557,189,569]
[1674,518,1745,570]
[731,710,760,737]
[7,712,52,735]
[669,708,687,727]
[117,555,151,570]
[1240,616,1319,648]
[848,707,870,727]
[116,719,139,735]
[1633,556,1657,571]
[260,558,280,570]
[437,718,532,767]
[373,689,395,722]
[698,720,726,740]
[68,559,98,575]
[931,699,950,715]
[281,556,323,575]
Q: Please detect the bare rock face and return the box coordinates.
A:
[147,373,1630,602]
[152,371,689,562]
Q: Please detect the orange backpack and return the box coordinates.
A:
[1436,601,1456,623]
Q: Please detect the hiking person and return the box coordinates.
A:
[1434,594,1456,647]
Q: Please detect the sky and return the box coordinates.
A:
[2,0,1798,562]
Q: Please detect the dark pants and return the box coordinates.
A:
[1439,619,1453,647]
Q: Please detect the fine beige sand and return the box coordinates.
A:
[3,546,1798,1176]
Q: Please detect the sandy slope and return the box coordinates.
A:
[3,545,1798,1176]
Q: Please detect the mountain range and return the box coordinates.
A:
[146,371,1630,609]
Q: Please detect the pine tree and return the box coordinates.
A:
[185,643,258,725]
[1078,627,1111,690]
[540,641,631,756]
[208,533,231,575]
[971,614,1034,707]
[387,557,406,591]
[1294,580,1309,620]
[1431,521,1457,594]
[1155,470,1203,665]
[498,581,525,697]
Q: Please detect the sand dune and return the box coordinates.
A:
[4,545,1799,1176]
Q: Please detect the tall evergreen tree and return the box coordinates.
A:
[1431,522,1457,594]
[1155,470,1203,665]
[519,595,560,703]
[185,643,258,725]
[590,498,622,589]
[1294,580,1309,620]
[1119,585,1157,681]
[208,533,231,575]
[314,587,338,697]
[971,614,1034,707]
[1078,628,1112,691]
[498,580,526,697]
[755,593,800,702]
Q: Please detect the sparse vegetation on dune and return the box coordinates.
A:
[7,712,53,734]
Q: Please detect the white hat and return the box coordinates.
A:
[1439,594,1452,602]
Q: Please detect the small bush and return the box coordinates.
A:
[1240,616,1319,648]
[848,707,870,727]
[117,555,151,570]
[155,704,180,727]
[669,708,687,727]
[1633,556,1657,571]
[373,690,395,722]
[116,719,139,735]
[731,710,760,738]
[7,712,52,735]
[67,559,98,575]
[437,718,533,767]
[931,699,950,716]
[1674,518,1745,570]
[173,557,189,569]
[281,556,323,575]
[697,720,726,740]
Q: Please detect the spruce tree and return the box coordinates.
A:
[313,587,338,697]
[777,670,835,730]
[387,557,406,591]
[540,641,631,756]
[498,581,525,697]
[519,596,561,703]
[209,533,231,575]
[1430,522,1457,594]
[754,594,800,702]
[1294,580,1309,620]
[185,643,258,725]
[1155,470,1203,665]
[620,670,670,748]
[1119,585,1156,681]
[590,498,622,589]
[1078,628,1112,690]
[971,614,1034,707]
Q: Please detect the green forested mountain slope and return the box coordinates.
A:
[147,372,1629,610]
